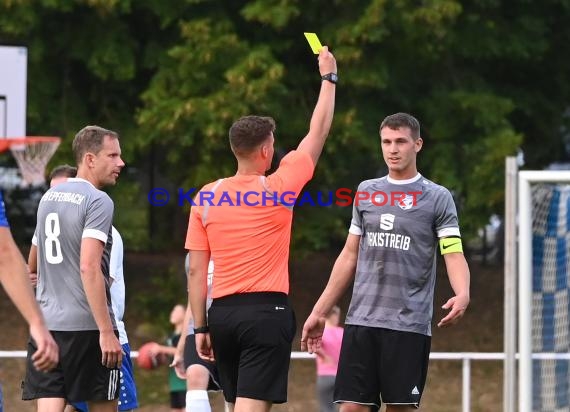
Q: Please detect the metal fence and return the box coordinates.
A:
[1,350,505,412]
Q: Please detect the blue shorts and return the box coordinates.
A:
[72,343,138,411]
[0,191,9,227]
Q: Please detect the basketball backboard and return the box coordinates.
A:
[0,45,27,138]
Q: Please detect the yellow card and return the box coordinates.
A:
[304,32,323,54]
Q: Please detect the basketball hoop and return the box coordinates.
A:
[0,137,61,187]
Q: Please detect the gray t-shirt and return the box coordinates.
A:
[32,178,116,331]
[345,174,460,336]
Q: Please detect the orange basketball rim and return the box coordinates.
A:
[0,136,61,186]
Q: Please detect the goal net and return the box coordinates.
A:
[532,184,570,411]
[515,170,570,412]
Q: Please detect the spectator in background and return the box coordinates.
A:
[148,304,188,412]
[315,306,343,412]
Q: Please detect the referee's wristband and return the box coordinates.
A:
[193,326,209,334]
[321,72,338,84]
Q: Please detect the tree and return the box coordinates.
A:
[2,0,569,251]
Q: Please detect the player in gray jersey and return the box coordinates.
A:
[302,113,470,412]
[41,165,139,412]
[171,253,222,412]
[22,125,125,412]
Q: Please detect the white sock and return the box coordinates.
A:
[186,390,211,412]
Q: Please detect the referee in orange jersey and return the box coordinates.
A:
[185,46,337,412]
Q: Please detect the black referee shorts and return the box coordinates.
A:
[208,292,296,404]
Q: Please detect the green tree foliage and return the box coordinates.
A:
[2,0,570,250]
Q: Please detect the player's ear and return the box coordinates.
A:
[261,143,269,159]
[415,137,423,152]
[84,152,96,167]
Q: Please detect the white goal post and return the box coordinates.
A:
[517,168,570,412]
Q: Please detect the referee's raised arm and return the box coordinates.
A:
[297,45,337,167]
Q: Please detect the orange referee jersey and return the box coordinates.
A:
[185,150,314,298]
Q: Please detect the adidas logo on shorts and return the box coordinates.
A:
[411,386,420,395]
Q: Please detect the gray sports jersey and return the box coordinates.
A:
[32,178,116,331]
[346,174,460,336]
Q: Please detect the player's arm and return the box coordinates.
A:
[0,227,59,371]
[151,343,177,356]
[172,288,194,378]
[28,243,38,287]
[302,233,359,353]
[174,303,192,357]
[438,238,470,327]
[1,229,40,324]
[80,237,122,368]
[188,249,213,361]
[28,244,37,273]
[296,46,337,166]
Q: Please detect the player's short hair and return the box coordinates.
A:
[380,112,421,140]
[72,125,119,164]
[49,164,77,181]
[229,115,276,157]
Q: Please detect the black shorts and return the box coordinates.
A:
[183,334,221,391]
[334,325,431,410]
[208,292,296,404]
[170,390,186,409]
[22,330,120,403]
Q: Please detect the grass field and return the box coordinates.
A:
[0,251,502,411]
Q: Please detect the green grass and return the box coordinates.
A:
[133,364,171,406]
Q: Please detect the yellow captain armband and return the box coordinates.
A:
[439,237,463,255]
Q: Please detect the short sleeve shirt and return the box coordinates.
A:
[185,150,314,298]
[33,178,116,331]
[345,174,460,336]
[109,226,128,344]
